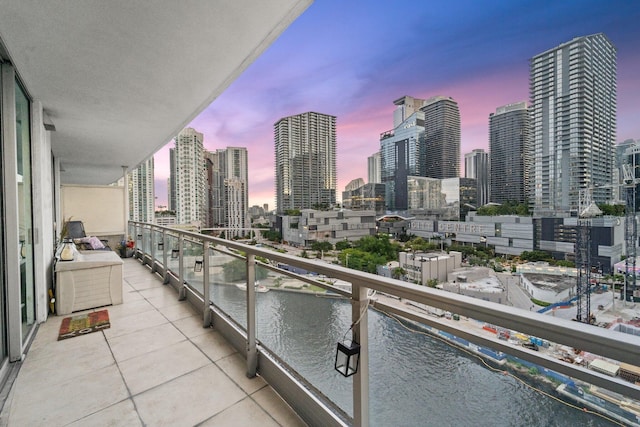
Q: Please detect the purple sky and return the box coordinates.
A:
[154,0,640,210]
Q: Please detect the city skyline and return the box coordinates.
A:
[152,1,640,210]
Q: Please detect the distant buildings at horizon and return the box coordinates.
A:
[135,32,625,226]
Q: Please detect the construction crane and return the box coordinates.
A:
[576,188,601,323]
[622,163,638,302]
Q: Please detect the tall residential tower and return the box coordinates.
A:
[128,157,155,223]
[530,33,616,214]
[489,102,530,205]
[421,96,460,179]
[206,147,249,234]
[275,112,337,213]
[173,127,206,226]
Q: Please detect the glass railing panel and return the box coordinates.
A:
[207,246,247,327]
[142,227,151,254]
[257,274,354,415]
[165,233,180,274]
[152,229,164,264]
[183,240,204,294]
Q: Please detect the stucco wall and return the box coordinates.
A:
[61,185,126,238]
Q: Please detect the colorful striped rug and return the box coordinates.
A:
[58,309,110,341]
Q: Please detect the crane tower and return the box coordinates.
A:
[622,163,638,301]
[576,189,601,323]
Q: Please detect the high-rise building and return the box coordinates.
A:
[173,127,206,226]
[530,33,616,214]
[368,151,381,184]
[489,102,530,205]
[128,157,155,223]
[380,96,427,211]
[206,147,249,233]
[421,96,460,179]
[274,112,336,213]
[168,148,176,212]
[464,149,490,207]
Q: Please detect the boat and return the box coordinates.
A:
[235,282,269,293]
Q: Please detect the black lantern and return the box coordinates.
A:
[137,233,143,240]
[335,340,360,377]
[158,241,164,250]
[194,259,203,272]
[171,248,180,259]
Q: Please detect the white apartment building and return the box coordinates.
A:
[128,157,155,223]
[174,128,206,227]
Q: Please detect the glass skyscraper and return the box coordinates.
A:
[530,33,616,214]
[380,96,426,211]
[421,96,460,179]
[464,148,490,207]
[274,112,336,213]
[489,102,530,205]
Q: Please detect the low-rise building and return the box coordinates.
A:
[398,251,462,285]
[280,209,376,247]
[443,267,506,304]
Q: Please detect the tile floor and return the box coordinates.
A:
[0,258,307,426]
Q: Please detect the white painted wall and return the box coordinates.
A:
[61,185,126,236]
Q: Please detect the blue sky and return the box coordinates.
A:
[154,0,640,209]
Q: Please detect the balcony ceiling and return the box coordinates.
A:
[0,0,311,185]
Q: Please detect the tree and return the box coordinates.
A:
[520,250,551,262]
[335,240,352,251]
[311,241,333,252]
[392,267,406,280]
[353,235,400,261]
[262,230,282,243]
[598,203,625,216]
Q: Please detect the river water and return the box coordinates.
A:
[211,285,615,426]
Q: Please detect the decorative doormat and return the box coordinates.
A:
[58,310,110,341]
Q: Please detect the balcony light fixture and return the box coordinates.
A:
[158,241,164,250]
[194,258,203,272]
[335,296,370,377]
[171,248,180,259]
[335,340,360,377]
[137,234,143,240]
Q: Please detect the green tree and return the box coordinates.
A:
[392,267,406,280]
[262,230,282,243]
[520,250,551,262]
[598,203,625,216]
[335,240,352,251]
[311,241,333,252]
[353,235,400,261]
[222,259,268,282]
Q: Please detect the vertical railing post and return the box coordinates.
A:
[133,223,139,258]
[203,240,211,327]
[162,229,168,282]
[246,253,257,377]
[150,225,157,273]
[353,283,369,427]
[178,234,186,300]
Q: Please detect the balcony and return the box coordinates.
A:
[4,222,639,426]
[1,257,305,426]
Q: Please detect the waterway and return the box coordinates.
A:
[211,284,616,426]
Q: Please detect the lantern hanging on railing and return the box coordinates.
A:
[335,340,360,377]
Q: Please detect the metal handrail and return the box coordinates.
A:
[129,221,640,425]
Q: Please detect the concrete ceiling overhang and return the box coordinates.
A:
[0,0,311,185]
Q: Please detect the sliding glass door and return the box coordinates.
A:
[15,81,35,340]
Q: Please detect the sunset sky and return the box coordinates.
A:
[153,0,640,210]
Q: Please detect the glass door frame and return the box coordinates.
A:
[1,63,30,362]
